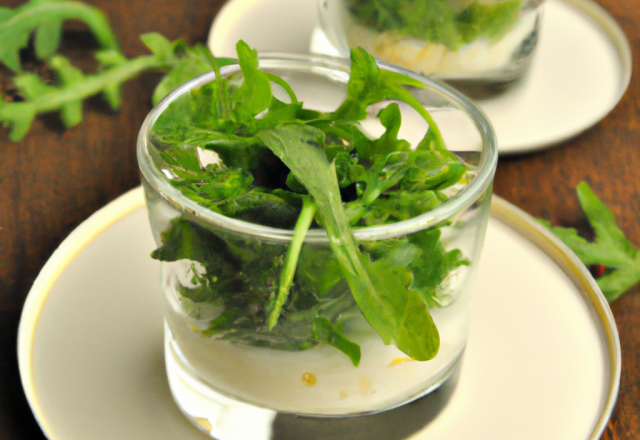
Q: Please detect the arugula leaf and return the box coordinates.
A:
[334,47,445,151]
[576,182,636,262]
[407,228,469,307]
[204,280,356,351]
[161,149,302,228]
[311,120,374,160]
[0,0,235,142]
[540,221,633,268]
[297,246,344,296]
[94,49,128,108]
[597,256,640,301]
[347,189,442,226]
[216,189,302,228]
[0,51,165,141]
[172,166,254,204]
[0,29,230,142]
[151,217,241,274]
[400,149,467,192]
[232,40,273,127]
[541,182,640,301]
[343,148,463,227]
[148,35,235,106]
[158,144,203,173]
[0,0,120,72]
[313,316,361,366]
[368,103,411,158]
[49,55,84,126]
[360,152,411,204]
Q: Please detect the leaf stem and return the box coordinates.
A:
[268,195,317,330]
[265,72,299,103]
[387,83,446,150]
[45,55,165,112]
[0,54,169,141]
[4,0,121,52]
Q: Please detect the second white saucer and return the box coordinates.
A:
[208,0,631,154]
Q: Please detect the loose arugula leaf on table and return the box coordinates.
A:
[0,30,233,142]
[0,0,120,72]
[0,0,236,142]
[540,182,640,301]
[0,49,164,141]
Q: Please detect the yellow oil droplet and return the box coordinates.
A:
[389,357,414,366]
[302,372,317,387]
[339,390,348,399]
[189,324,199,332]
[193,417,213,431]
[358,376,372,395]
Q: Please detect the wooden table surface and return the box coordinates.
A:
[0,0,638,438]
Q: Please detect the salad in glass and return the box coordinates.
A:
[137,41,497,436]
[318,0,545,95]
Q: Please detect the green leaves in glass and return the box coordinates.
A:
[345,0,522,51]
[313,316,361,367]
[150,40,472,364]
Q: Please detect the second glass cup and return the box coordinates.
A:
[138,49,497,438]
[318,0,545,96]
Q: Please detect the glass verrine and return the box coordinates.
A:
[318,0,545,96]
[137,53,497,437]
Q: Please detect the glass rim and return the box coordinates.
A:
[137,51,498,242]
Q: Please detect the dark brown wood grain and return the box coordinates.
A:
[0,1,227,438]
[0,0,638,438]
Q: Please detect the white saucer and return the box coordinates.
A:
[208,0,631,154]
[18,188,619,439]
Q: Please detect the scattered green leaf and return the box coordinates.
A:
[540,182,640,301]
[0,0,120,72]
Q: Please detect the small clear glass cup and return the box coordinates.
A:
[137,53,497,439]
[318,0,545,97]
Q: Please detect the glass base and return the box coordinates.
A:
[165,325,463,440]
[441,66,533,100]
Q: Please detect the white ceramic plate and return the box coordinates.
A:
[208,0,631,154]
[17,187,619,439]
